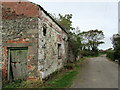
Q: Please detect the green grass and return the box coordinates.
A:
[43,59,84,88]
[3,80,23,88]
[3,58,84,88]
[44,71,78,88]
[85,54,99,58]
[3,80,43,88]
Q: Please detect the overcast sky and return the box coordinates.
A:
[29,0,118,50]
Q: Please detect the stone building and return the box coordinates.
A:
[1,1,68,81]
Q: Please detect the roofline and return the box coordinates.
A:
[29,1,68,34]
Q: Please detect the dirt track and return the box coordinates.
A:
[71,55,118,88]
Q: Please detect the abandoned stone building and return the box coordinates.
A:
[1,1,69,81]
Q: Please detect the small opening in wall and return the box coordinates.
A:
[43,27,46,36]
[18,1,21,4]
[43,23,47,36]
[58,44,61,59]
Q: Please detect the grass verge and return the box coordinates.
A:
[3,58,84,88]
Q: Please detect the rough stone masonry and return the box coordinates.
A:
[1,1,68,82]
[0,1,2,89]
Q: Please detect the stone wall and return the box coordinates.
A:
[0,2,2,89]
[67,41,76,63]
[2,2,39,18]
[2,1,69,81]
[38,10,68,79]
[2,17,39,80]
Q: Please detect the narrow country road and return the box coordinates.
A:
[71,55,118,88]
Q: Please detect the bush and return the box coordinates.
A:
[64,64,74,70]
[106,50,115,61]
[80,50,98,57]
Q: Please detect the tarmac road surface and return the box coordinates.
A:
[71,55,118,88]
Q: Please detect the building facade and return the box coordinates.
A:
[2,1,68,81]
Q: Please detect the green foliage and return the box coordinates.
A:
[3,80,22,88]
[50,13,74,32]
[112,34,120,50]
[3,60,84,88]
[106,50,116,61]
[50,13,82,60]
[112,34,120,61]
[44,60,83,88]
[80,50,98,57]
[68,31,82,58]
[99,50,107,55]
[78,29,104,55]
[45,71,78,88]
[50,13,104,57]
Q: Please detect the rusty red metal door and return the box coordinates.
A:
[9,48,28,80]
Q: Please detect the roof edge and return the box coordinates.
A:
[29,1,68,34]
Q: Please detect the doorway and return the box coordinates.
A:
[8,47,28,81]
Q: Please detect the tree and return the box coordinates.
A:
[112,34,120,49]
[50,13,82,61]
[112,34,120,61]
[50,13,74,32]
[78,29,104,52]
[68,31,83,59]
